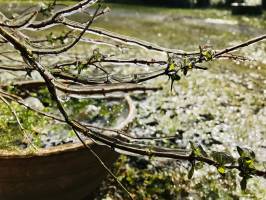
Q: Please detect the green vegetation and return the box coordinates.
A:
[0,87,126,150]
[98,155,266,199]
[0,1,265,199]
[0,101,47,151]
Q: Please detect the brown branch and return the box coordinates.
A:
[54,82,161,95]
[215,34,266,57]
[28,0,99,30]
[0,65,29,71]
[0,79,162,94]
[61,18,198,56]
[29,30,73,44]
[53,58,166,70]
[0,53,25,64]
[32,5,101,55]
[73,129,134,200]
[0,2,266,195]
[0,11,38,29]
[0,95,37,149]
[0,24,150,199]
[1,86,266,179]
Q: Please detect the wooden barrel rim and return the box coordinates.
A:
[0,95,135,158]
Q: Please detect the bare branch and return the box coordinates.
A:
[215,34,266,57]
[61,18,198,56]
[29,0,99,29]
[0,95,37,149]
[32,5,101,55]
[0,11,38,29]
[0,2,265,197]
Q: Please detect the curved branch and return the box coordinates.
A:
[61,18,198,56]
[0,11,38,29]
[28,0,99,29]
[215,34,266,57]
[32,5,101,55]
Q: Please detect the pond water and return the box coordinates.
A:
[0,1,266,199]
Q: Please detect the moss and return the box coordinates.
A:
[0,101,47,151]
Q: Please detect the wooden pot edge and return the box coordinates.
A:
[0,95,135,159]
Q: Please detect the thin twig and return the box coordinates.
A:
[32,5,101,55]
[215,34,266,57]
[72,129,134,200]
[0,95,37,150]
[0,11,38,29]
